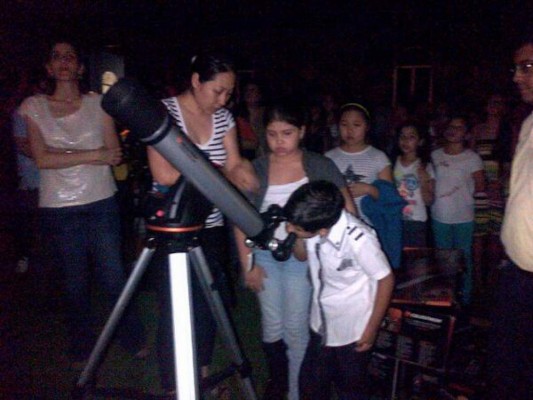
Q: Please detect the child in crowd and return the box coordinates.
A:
[303,101,333,154]
[284,180,394,400]
[326,103,393,223]
[235,80,266,159]
[431,115,485,305]
[234,102,355,400]
[393,122,435,247]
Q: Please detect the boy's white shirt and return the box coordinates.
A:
[305,210,391,347]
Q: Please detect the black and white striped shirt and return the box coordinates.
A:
[160,96,235,228]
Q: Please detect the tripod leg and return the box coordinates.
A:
[189,246,258,400]
[76,241,156,389]
[167,251,199,399]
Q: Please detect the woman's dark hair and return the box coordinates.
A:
[190,52,235,83]
[263,100,306,128]
[42,38,87,95]
[284,180,344,232]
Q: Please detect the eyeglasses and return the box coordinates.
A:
[511,62,533,75]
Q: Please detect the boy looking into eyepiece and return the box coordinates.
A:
[284,180,394,400]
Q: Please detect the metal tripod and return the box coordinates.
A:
[75,228,257,400]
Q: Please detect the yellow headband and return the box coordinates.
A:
[340,102,370,119]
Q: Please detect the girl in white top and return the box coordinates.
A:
[431,115,485,305]
[325,103,393,223]
[393,122,435,247]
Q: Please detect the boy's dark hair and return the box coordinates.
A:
[284,180,344,232]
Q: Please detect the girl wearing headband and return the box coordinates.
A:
[325,103,393,223]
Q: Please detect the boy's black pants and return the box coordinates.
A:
[299,330,370,400]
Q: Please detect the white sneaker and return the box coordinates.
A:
[15,257,29,274]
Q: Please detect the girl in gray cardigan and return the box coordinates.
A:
[234,102,354,400]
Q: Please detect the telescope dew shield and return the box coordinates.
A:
[102,78,264,238]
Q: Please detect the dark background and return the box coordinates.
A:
[1,0,533,188]
[2,0,532,100]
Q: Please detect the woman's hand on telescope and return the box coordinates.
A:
[244,266,266,293]
[225,159,260,193]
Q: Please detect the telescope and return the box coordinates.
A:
[80,78,305,400]
[101,78,295,259]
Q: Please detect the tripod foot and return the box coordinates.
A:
[71,383,95,400]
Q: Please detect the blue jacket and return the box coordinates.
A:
[361,179,407,269]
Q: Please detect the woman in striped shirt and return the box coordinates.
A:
[147,52,258,393]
